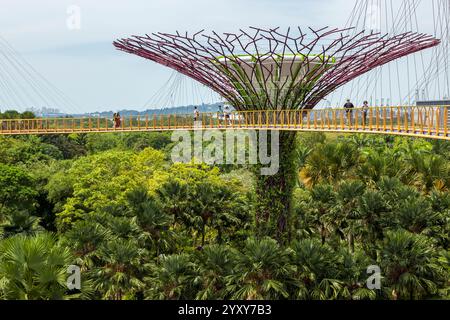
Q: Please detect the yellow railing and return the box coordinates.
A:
[0,106,449,140]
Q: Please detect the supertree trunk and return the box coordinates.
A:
[254,130,298,243]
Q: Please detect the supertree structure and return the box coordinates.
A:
[114,27,439,240]
[114,27,439,110]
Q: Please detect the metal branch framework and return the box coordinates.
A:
[114,27,440,110]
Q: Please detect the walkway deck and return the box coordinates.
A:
[1,106,449,140]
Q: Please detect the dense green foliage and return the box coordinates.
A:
[0,130,448,300]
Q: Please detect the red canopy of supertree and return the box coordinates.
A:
[114,27,440,110]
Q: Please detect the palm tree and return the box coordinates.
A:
[290,238,336,299]
[381,230,447,300]
[308,184,336,244]
[333,180,365,253]
[339,248,378,300]
[0,233,74,300]
[406,150,449,192]
[430,139,450,157]
[226,237,292,300]
[92,238,146,300]
[377,181,442,235]
[295,145,312,181]
[300,141,359,188]
[428,190,450,248]
[421,155,449,191]
[357,149,405,184]
[156,179,189,225]
[127,187,174,256]
[105,215,139,239]
[396,198,438,234]
[357,190,390,249]
[347,134,374,149]
[63,219,110,269]
[193,245,234,300]
[290,239,377,300]
[437,251,450,298]
[289,239,343,300]
[192,182,242,247]
[375,176,404,203]
[0,211,43,239]
[388,184,421,205]
[145,253,196,300]
[71,133,88,147]
[430,189,450,212]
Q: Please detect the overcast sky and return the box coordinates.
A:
[0,0,442,113]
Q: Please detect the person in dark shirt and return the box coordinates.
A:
[344,99,355,110]
[344,99,354,125]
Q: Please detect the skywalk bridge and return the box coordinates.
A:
[1,106,449,141]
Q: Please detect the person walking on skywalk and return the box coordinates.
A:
[113,112,121,129]
[224,105,232,125]
[362,100,369,126]
[344,99,355,125]
[193,106,200,122]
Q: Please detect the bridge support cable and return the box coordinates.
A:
[0,36,79,114]
[404,0,450,102]
[0,37,80,112]
[329,0,449,108]
[142,70,220,113]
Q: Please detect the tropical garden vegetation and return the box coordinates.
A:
[0,111,449,300]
